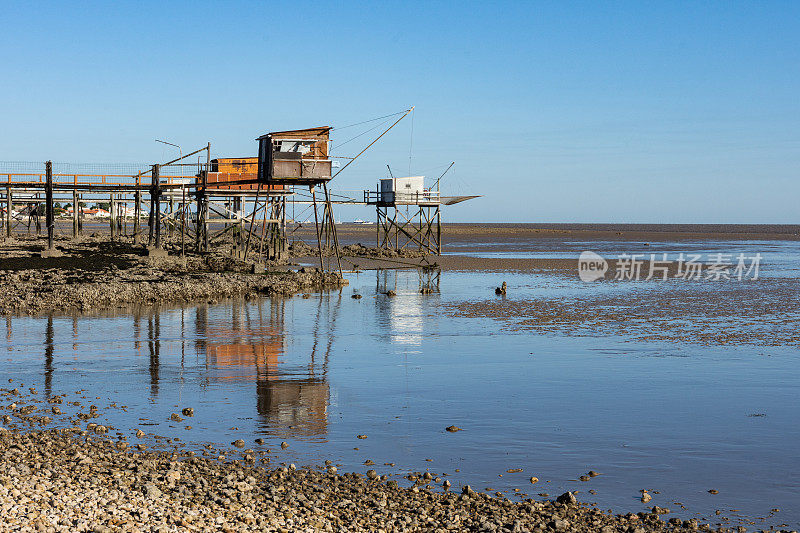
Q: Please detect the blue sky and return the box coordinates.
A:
[1,1,798,222]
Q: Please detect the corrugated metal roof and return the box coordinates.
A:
[256,126,331,140]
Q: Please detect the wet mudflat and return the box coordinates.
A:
[0,237,345,315]
[2,243,799,531]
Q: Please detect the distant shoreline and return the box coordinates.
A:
[304,222,800,246]
[436,222,800,234]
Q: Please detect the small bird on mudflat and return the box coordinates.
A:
[495,281,507,295]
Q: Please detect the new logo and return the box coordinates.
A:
[578,251,608,282]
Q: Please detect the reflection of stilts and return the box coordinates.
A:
[376,267,441,294]
[323,290,342,376]
[44,315,54,398]
[180,308,186,378]
[419,266,441,293]
[133,310,141,355]
[147,312,160,397]
[309,289,343,377]
[194,304,208,361]
[72,315,78,352]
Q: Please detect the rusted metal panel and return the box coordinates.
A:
[212,158,257,174]
[209,158,283,190]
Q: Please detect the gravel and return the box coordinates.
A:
[1,427,757,533]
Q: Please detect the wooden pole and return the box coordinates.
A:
[77,194,83,236]
[311,185,324,272]
[195,180,202,252]
[436,207,441,254]
[6,188,12,238]
[258,197,270,260]
[45,161,54,250]
[242,184,262,262]
[72,190,79,239]
[181,185,186,256]
[280,196,287,259]
[121,200,127,237]
[148,183,155,247]
[323,183,342,277]
[133,190,140,244]
[168,195,174,239]
[109,194,116,241]
[233,196,240,257]
[204,142,210,252]
[153,164,161,249]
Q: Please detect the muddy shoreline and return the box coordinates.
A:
[0,237,345,316]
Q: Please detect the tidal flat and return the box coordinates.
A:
[1,224,799,531]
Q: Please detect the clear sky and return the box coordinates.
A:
[1,1,798,223]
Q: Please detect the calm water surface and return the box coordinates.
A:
[2,242,799,529]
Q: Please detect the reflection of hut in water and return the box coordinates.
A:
[255,379,328,437]
[375,269,440,348]
[198,300,329,438]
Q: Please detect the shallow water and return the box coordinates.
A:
[445,239,800,278]
[2,245,800,529]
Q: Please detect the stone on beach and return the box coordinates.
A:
[556,491,577,505]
